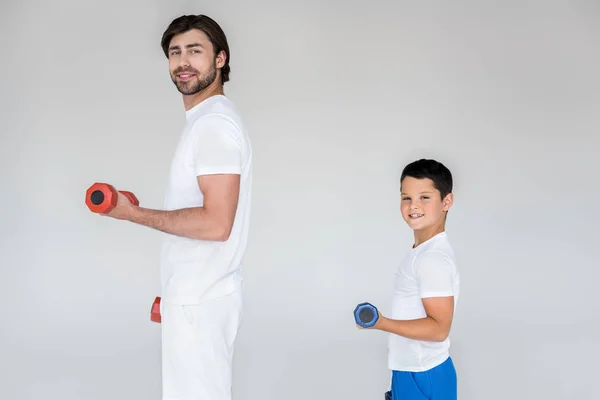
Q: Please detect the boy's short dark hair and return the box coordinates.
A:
[401,159,453,199]
[161,14,231,85]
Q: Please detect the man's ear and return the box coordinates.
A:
[216,50,227,69]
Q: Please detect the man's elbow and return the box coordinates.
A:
[214,230,231,242]
[214,223,233,242]
[188,222,232,242]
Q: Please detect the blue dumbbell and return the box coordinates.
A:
[353,302,379,328]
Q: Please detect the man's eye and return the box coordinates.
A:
[422,196,429,200]
[402,197,410,200]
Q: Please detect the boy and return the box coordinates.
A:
[357,158,460,400]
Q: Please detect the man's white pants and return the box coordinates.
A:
[161,290,243,400]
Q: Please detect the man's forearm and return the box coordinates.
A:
[127,206,229,241]
[377,316,449,342]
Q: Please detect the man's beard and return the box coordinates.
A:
[171,61,217,95]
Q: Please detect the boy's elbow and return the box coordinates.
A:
[434,326,451,342]
[435,332,449,342]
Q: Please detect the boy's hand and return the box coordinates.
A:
[356,313,386,330]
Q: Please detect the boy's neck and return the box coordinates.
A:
[413,225,445,248]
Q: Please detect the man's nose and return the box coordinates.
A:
[178,54,191,67]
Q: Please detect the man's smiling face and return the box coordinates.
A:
[167,29,223,95]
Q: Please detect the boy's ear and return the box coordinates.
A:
[442,193,454,212]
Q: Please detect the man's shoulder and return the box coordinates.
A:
[188,112,246,144]
[191,96,244,130]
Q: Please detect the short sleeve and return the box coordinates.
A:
[415,250,456,299]
[189,114,242,176]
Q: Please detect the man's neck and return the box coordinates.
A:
[183,84,224,111]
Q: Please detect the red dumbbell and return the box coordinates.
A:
[150,296,161,323]
[85,182,139,214]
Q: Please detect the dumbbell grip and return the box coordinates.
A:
[119,190,139,206]
[151,296,161,323]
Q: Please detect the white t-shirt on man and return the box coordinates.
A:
[160,94,252,305]
[388,231,460,372]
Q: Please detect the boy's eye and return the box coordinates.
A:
[422,196,429,200]
[402,197,410,201]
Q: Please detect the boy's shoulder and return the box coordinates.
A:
[412,232,457,269]
[418,231,453,251]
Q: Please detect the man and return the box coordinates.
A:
[104,14,252,400]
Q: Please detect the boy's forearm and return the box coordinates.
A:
[127,206,229,241]
[377,316,449,342]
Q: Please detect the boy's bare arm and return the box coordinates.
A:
[369,296,454,342]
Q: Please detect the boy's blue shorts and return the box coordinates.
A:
[388,357,457,400]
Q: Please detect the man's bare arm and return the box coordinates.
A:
[106,174,240,241]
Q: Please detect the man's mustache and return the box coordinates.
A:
[173,67,199,75]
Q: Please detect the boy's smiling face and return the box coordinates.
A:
[400,176,453,233]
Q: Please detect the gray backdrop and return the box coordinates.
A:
[1,0,598,399]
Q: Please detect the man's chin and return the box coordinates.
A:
[178,88,199,95]
[175,82,201,96]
